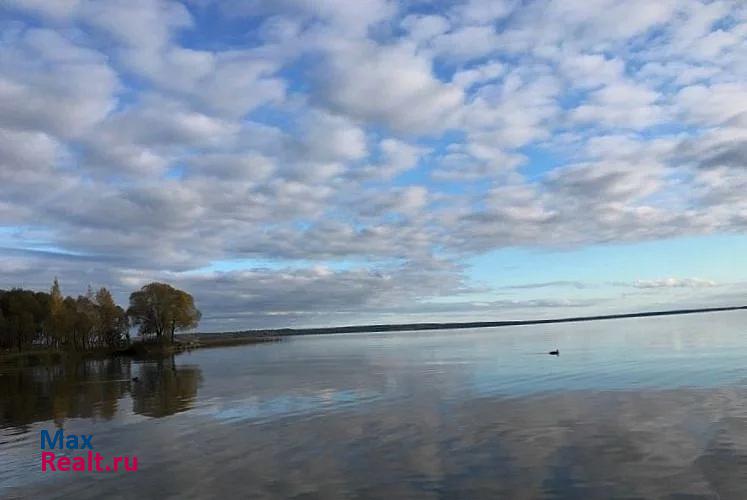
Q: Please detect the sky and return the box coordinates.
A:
[0,0,746,331]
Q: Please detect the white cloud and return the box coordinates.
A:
[401,14,449,44]
[0,28,118,137]
[453,61,505,90]
[79,0,192,49]
[452,0,516,25]
[428,25,501,62]
[631,278,719,289]
[221,0,397,37]
[462,67,561,149]
[312,40,463,133]
[571,81,663,129]
[676,83,747,126]
[355,138,425,180]
[558,52,625,89]
[299,111,368,163]
[1,0,80,20]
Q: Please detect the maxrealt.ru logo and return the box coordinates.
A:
[40,430,138,472]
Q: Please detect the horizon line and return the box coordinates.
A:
[197,305,747,336]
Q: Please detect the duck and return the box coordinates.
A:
[548,349,559,356]
[132,376,139,382]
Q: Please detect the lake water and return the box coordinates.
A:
[2,311,747,499]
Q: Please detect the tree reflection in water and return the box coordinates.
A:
[131,356,202,418]
[0,354,201,429]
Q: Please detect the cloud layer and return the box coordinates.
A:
[0,1,746,329]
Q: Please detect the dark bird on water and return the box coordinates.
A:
[132,377,139,382]
[549,350,559,356]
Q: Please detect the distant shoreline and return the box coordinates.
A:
[193,305,747,339]
[4,306,745,361]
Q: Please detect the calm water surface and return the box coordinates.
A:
[2,311,747,499]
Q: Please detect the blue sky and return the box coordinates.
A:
[0,0,746,330]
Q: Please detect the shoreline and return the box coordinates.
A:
[3,305,744,361]
[112,333,282,356]
[0,334,281,362]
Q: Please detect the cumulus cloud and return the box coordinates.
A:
[0,27,118,138]
[570,81,663,129]
[312,40,463,133]
[676,83,747,126]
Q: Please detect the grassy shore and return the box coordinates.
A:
[0,333,281,361]
[172,332,281,349]
[111,333,281,356]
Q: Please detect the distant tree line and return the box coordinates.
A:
[0,279,200,352]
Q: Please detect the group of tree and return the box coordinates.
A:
[0,280,200,352]
[127,282,201,344]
